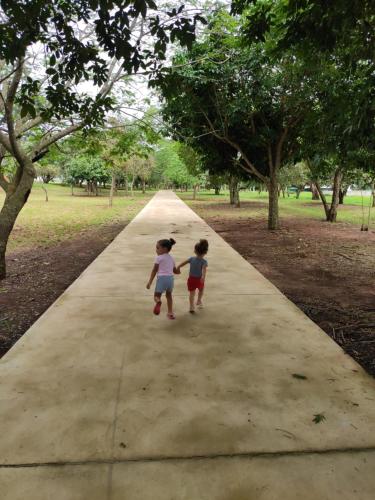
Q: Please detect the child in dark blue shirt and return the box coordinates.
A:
[177,239,208,313]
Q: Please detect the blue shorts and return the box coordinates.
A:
[155,275,174,294]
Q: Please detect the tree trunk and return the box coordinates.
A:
[372,184,375,207]
[234,186,240,207]
[193,184,198,200]
[229,175,240,207]
[71,184,74,196]
[267,167,279,230]
[311,182,320,200]
[327,169,342,222]
[109,174,116,207]
[142,178,146,194]
[0,164,34,279]
[214,186,221,195]
[41,185,48,202]
[339,187,347,205]
[314,181,330,219]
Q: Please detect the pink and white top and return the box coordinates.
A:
[155,253,175,276]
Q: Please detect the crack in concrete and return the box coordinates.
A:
[60,292,280,298]
[2,446,375,470]
[107,344,128,500]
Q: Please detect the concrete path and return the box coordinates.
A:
[1,191,375,499]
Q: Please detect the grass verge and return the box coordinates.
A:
[0,183,154,253]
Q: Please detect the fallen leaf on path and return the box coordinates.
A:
[313,413,326,424]
[292,373,308,380]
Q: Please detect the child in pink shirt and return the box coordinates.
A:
[146,238,179,319]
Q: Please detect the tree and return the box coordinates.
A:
[177,143,205,199]
[0,1,205,278]
[35,163,60,184]
[64,155,109,195]
[306,157,343,223]
[137,156,156,193]
[232,0,375,59]
[34,142,63,183]
[234,0,375,222]
[154,11,313,228]
[154,139,199,189]
[278,162,309,199]
[297,56,375,222]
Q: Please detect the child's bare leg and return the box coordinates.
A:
[189,291,195,312]
[166,291,173,315]
[197,289,204,306]
[154,292,162,303]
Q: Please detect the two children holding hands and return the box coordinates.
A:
[146,238,208,319]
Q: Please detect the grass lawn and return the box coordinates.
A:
[179,190,375,227]
[0,183,154,253]
[2,185,373,254]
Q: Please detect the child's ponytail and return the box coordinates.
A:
[158,238,176,251]
[195,239,208,255]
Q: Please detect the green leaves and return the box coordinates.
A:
[1,1,207,131]
[156,9,311,185]
[155,139,200,187]
[64,154,109,185]
[20,103,36,119]
[16,77,40,119]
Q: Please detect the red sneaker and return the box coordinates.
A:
[153,301,162,315]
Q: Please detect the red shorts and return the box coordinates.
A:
[187,276,204,291]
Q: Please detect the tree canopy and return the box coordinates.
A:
[0,0,206,278]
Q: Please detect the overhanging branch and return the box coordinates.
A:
[0,146,9,192]
[33,123,82,158]
[0,130,12,154]
[4,59,28,166]
[0,171,9,192]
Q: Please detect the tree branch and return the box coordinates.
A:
[250,115,256,135]
[275,127,289,170]
[33,123,82,158]
[225,136,268,184]
[99,63,125,99]
[0,61,24,85]
[0,146,9,192]
[200,105,268,184]
[16,116,44,137]
[200,108,225,140]
[0,170,9,192]
[4,59,28,166]
[0,130,12,154]
[267,145,273,172]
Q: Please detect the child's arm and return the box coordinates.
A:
[176,259,190,273]
[146,264,159,289]
[201,264,208,283]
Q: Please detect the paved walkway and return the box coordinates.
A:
[1,191,375,499]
